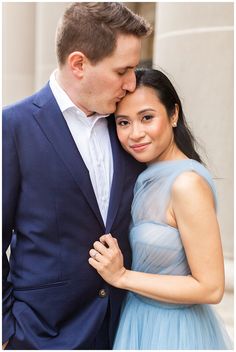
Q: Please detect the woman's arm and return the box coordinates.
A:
[89,172,225,304]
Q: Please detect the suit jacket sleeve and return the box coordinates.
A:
[2,109,21,342]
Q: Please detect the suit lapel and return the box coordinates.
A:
[33,84,104,227]
[106,116,125,232]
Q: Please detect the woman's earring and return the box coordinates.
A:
[172,122,177,127]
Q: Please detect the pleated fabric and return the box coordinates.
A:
[113,159,233,350]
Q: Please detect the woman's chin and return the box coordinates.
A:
[130,154,152,164]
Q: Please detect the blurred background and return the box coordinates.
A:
[2,2,234,340]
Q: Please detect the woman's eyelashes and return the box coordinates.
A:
[142,114,154,122]
[116,119,129,126]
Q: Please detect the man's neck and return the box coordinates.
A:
[56,69,94,116]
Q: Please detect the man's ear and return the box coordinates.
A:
[67,51,88,78]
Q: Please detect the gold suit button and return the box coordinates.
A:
[99,289,107,298]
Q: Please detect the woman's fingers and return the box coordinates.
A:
[88,248,108,268]
[99,233,119,250]
[89,248,101,261]
[88,234,125,288]
[93,234,118,255]
[88,234,121,270]
[89,248,110,266]
[88,256,101,270]
[93,240,109,254]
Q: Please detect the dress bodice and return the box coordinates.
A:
[130,159,217,277]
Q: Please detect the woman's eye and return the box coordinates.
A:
[117,120,129,126]
[143,115,153,121]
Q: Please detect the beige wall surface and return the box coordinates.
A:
[3,2,68,103]
[153,2,233,338]
[3,2,36,104]
[154,2,233,256]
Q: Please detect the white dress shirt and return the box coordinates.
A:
[49,70,114,224]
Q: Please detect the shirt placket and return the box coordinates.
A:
[89,126,109,223]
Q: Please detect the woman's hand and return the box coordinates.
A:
[88,233,126,288]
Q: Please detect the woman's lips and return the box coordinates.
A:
[130,142,151,152]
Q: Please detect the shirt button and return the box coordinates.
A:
[98,289,107,298]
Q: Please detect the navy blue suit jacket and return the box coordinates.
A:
[2,84,144,349]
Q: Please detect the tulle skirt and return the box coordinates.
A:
[113,292,233,350]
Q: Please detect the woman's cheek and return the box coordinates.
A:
[147,124,160,135]
[117,130,128,148]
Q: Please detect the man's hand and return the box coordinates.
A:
[2,341,9,350]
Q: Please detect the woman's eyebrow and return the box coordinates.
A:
[115,114,129,119]
[137,108,156,115]
[115,108,156,119]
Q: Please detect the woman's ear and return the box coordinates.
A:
[171,104,179,127]
[67,51,87,79]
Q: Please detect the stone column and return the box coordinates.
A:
[125,2,155,66]
[153,2,233,338]
[2,3,36,105]
[34,2,68,89]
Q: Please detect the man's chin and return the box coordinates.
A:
[99,105,116,115]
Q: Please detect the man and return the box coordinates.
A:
[3,2,151,349]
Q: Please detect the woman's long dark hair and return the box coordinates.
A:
[135,68,202,163]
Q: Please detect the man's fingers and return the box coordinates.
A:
[2,341,9,350]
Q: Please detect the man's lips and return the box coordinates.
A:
[130,142,151,152]
[115,94,126,102]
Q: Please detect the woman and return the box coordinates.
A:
[88,69,232,349]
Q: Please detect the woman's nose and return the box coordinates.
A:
[129,123,145,140]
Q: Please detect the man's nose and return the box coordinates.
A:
[122,70,136,92]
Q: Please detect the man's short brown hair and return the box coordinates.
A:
[56,2,151,66]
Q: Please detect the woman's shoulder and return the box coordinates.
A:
[172,170,212,196]
[135,158,215,196]
[163,159,214,187]
[171,162,216,207]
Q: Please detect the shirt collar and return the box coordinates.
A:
[49,69,77,113]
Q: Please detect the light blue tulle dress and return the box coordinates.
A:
[113,159,233,350]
